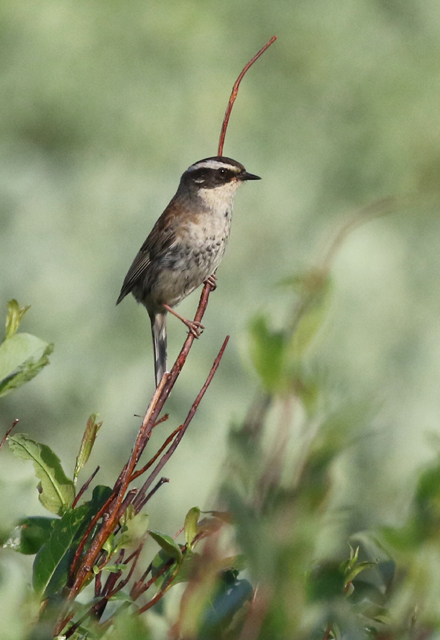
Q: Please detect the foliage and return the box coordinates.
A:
[2,235,440,640]
[0,300,53,399]
[1,4,440,636]
[8,433,75,515]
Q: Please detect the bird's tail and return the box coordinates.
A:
[150,312,167,387]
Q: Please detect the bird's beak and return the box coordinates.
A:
[240,171,261,181]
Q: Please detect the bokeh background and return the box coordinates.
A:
[1,0,440,624]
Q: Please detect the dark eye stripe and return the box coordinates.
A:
[189,168,208,182]
[185,165,238,189]
[217,168,234,180]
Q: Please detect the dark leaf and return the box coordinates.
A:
[33,504,91,597]
[198,574,253,639]
[33,486,112,597]
[149,530,182,561]
[3,516,55,555]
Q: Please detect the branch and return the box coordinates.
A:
[129,425,183,482]
[132,335,230,511]
[218,36,277,156]
[134,477,169,513]
[0,418,19,452]
[54,280,222,635]
[130,558,174,601]
[136,567,177,613]
[55,34,274,622]
[72,466,100,508]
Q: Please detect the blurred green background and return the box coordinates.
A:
[1,0,440,601]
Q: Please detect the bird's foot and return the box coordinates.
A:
[163,304,205,338]
[184,319,204,338]
[205,274,217,291]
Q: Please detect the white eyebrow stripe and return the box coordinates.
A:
[187,160,241,173]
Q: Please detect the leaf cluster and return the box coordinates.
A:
[3,208,440,640]
[0,300,53,398]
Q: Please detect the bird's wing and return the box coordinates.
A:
[116,206,178,304]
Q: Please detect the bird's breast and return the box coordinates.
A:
[169,209,232,272]
[147,209,232,307]
[182,208,232,245]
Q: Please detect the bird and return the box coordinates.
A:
[117,155,261,387]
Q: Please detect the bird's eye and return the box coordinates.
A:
[219,168,226,176]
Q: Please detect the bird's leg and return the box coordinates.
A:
[163,304,204,338]
[205,274,217,290]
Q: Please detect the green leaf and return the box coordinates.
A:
[151,549,211,590]
[0,342,54,398]
[0,331,51,381]
[108,591,135,603]
[8,434,75,515]
[294,376,320,414]
[278,269,327,295]
[102,609,152,639]
[32,486,111,598]
[90,484,113,510]
[118,512,149,551]
[149,530,182,561]
[103,533,116,556]
[288,277,332,361]
[119,503,136,528]
[198,574,253,638]
[0,301,53,398]
[382,458,440,549]
[101,509,149,558]
[3,516,55,555]
[150,549,246,594]
[33,504,91,597]
[217,555,247,573]
[415,461,440,514]
[150,548,182,590]
[97,563,126,574]
[307,563,345,602]
[5,299,30,339]
[248,316,286,391]
[184,507,200,548]
[344,560,378,587]
[170,550,197,586]
[341,545,360,574]
[73,414,103,484]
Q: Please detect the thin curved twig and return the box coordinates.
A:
[0,419,19,452]
[218,36,277,156]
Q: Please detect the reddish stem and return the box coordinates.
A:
[132,336,230,512]
[136,572,176,614]
[105,535,149,597]
[72,466,100,508]
[0,418,19,452]
[218,36,277,156]
[152,413,169,429]
[323,624,332,640]
[131,558,173,601]
[69,491,118,583]
[55,280,218,636]
[129,424,183,482]
[135,477,169,513]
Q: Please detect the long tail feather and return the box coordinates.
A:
[150,312,167,387]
